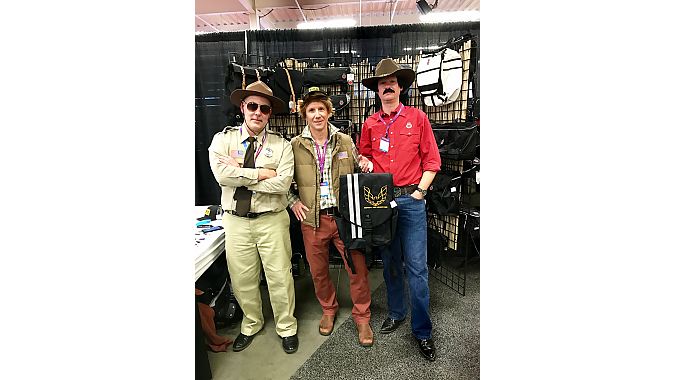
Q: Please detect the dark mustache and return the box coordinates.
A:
[383,88,395,94]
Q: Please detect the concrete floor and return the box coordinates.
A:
[207,262,385,380]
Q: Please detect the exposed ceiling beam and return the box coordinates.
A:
[197,0,479,14]
[195,15,221,32]
[235,0,275,30]
[237,0,255,12]
[251,0,394,9]
[269,12,425,29]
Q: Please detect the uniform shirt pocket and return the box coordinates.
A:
[398,129,421,152]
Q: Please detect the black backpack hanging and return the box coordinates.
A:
[269,64,303,115]
[329,93,350,112]
[300,57,352,94]
[335,173,398,274]
[427,171,462,216]
[427,216,449,269]
[330,119,352,133]
[432,121,479,160]
[223,61,274,125]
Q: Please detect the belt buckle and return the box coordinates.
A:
[394,187,402,198]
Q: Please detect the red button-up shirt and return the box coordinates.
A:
[359,104,441,186]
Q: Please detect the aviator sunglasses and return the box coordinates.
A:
[245,101,272,115]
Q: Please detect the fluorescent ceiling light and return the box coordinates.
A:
[297,18,356,29]
[419,10,480,23]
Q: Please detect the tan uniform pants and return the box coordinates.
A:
[222,210,297,337]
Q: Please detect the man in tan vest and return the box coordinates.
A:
[208,81,299,354]
[288,87,375,347]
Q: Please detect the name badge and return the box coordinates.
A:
[320,181,330,200]
[379,137,390,153]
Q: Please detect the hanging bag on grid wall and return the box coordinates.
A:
[329,93,351,112]
[432,121,479,160]
[303,66,352,87]
[416,47,463,107]
[329,119,352,133]
[228,63,273,91]
[427,171,462,216]
[335,173,398,274]
[269,64,303,115]
[223,62,274,124]
[427,216,450,269]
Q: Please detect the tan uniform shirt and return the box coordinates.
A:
[208,123,294,213]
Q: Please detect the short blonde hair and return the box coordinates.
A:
[299,97,333,120]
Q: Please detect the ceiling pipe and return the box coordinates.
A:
[359,0,362,26]
[293,0,308,22]
[390,0,400,24]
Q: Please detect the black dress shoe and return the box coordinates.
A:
[380,317,405,334]
[416,338,436,361]
[281,334,298,354]
[232,333,256,352]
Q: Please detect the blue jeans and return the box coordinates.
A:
[380,194,432,340]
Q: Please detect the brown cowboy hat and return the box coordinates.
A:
[362,58,415,92]
[230,81,286,115]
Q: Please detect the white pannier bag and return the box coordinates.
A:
[416,48,463,107]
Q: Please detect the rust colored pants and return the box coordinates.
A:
[195,289,233,352]
[301,214,371,323]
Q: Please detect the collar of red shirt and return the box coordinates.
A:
[378,104,407,119]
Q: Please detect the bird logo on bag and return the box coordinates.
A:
[364,185,388,207]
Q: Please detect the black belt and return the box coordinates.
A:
[393,184,418,198]
[319,206,339,216]
[225,210,273,219]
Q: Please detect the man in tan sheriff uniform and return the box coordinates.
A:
[208,81,298,354]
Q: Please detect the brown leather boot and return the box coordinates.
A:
[319,314,336,336]
[357,322,374,347]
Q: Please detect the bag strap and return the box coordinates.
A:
[240,65,246,89]
[283,68,297,113]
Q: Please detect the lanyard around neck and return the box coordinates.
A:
[314,138,329,181]
[378,103,404,137]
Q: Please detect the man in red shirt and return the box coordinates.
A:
[358,58,441,362]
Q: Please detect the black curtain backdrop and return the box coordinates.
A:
[247,22,479,64]
[195,23,479,206]
[195,32,245,206]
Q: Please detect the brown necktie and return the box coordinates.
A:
[234,137,256,216]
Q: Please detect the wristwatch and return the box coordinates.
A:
[415,187,427,196]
